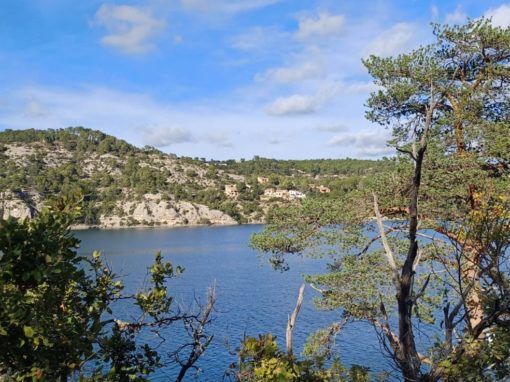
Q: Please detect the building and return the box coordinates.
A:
[288,190,306,199]
[263,188,275,197]
[261,188,305,201]
[257,176,270,184]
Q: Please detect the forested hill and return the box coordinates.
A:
[0,127,392,228]
[214,156,394,177]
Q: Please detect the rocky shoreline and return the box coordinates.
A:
[1,191,258,229]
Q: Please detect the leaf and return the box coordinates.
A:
[23,326,34,338]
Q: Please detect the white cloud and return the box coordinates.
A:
[296,12,345,39]
[25,100,48,118]
[0,84,390,159]
[94,4,166,54]
[181,0,279,14]
[256,61,325,84]
[445,6,467,24]
[143,127,195,147]
[485,4,510,28]
[364,23,416,57]
[328,130,393,157]
[266,95,317,115]
[261,79,376,117]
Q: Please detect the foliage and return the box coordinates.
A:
[251,18,510,381]
[215,156,394,178]
[231,333,375,382]
[0,201,214,381]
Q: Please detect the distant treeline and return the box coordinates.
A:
[212,156,395,177]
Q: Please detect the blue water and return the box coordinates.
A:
[75,225,390,381]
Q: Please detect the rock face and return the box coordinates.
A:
[0,191,236,228]
[98,193,237,228]
[0,191,43,220]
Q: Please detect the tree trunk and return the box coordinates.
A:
[397,145,426,381]
[463,251,484,332]
[453,116,485,333]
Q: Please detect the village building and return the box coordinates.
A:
[263,188,276,197]
[261,188,306,201]
[257,176,269,184]
[273,189,289,198]
[288,190,306,199]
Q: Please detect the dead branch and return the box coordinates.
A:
[175,287,216,382]
[286,284,305,357]
[373,192,400,289]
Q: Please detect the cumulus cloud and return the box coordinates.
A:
[94,4,166,54]
[0,84,389,159]
[181,0,280,14]
[263,79,377,117]
[255,61,325,83]
[328,130,394,157]
[266,95,317,115]
[485,4,510,28]
[445,6,467,24]
[296,12,345,39]
[143,127,195,147]
[24,100,48,118]
[364,22,415,57]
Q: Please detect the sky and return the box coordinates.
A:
[0,0,509,160]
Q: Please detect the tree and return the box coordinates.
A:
[0,199,215,381]
[251,19,510,381]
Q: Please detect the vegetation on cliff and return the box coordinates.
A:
[0,127,391,226]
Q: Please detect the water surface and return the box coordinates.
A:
[76,225,387,381]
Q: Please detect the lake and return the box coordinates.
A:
[75,225,390,381]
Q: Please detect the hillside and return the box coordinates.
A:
[0,127,393,228]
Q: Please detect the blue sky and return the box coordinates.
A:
[1,0,509,160]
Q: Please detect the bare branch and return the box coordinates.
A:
[175,287,216,382]
[308,283,326,294]
[286,284,305,357]
[396,146,416,161]
[373,192,400,289]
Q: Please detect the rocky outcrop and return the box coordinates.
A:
[0,191,43,220]
[99,194,237,228]
[0,191,237,229]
